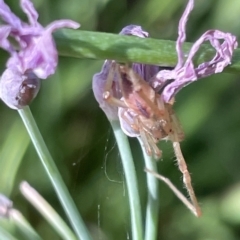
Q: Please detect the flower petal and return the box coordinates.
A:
[152,0,238,103]
[20,0,39,27]
[0,0,22,30]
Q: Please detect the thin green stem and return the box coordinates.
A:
[110,120,143,240]
[0,225,19,240]
[20,182,77,240]
[54,29,240,74]
[18,107,92,240]
[137,138,159,240]
[9,209,42,240]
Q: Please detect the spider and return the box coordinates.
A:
[103,61,201,217]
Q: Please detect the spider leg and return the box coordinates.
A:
[119,108,161,159]
[103,61,128,108]
[169,111,185,142]
[123,111,162,158]
[104,61,116,92]
[138,119,153,156]
[156,97,172,134]
[145,133,162,159]
[172,142,201,217]
[120,64,163,116]
[135,117,161,158]
[158,106,201,216]
[145,168,199,217]
[119,64,143,91]
[139,119,162,158]
[168,110,201,216]
[119,108,140,135]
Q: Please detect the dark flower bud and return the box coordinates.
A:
[16,70,40,108]
[0,68,40,109]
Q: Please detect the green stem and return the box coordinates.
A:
[137,138,159,240]
[110,120,143,240]
[54,29,240,74]
[0,225,19,240]
[20,182,77,240]
[10,209,42,240]
[18,107,92,240]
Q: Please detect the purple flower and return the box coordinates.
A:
[0,194,12,218]
[151,0,238,103]
[0,0,80,109]
[92,25,159,121]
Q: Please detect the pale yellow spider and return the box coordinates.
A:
[103,61,201,217]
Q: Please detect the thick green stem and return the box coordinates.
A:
[54,29,240,74]
[18,107,92,240]
[110,120,143,240]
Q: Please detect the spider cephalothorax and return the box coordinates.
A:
[103,62,184,158]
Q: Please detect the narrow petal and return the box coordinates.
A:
[161,30,237,102]
[175,0,194,70]
[20,0,39,27]
[92,60,119,120]
[0,25,13,53]
[46,20,80,33]
[152,0,238,103]
[0,0,22,30]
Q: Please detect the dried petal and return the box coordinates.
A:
[152,0,238,103]
[93,60,119,120]
[120,24,148,38]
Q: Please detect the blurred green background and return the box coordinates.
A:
[1,0,240,239]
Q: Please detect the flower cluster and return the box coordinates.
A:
[0,0,80,109]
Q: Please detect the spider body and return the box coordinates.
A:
[103,62,183,158]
